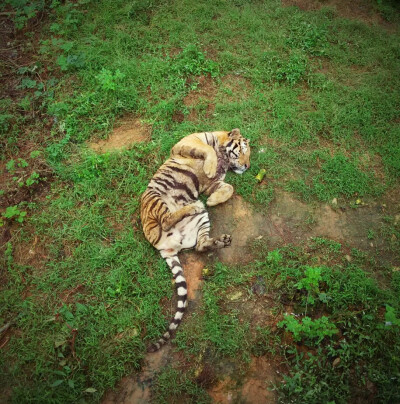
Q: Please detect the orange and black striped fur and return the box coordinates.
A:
[141,129,250,352]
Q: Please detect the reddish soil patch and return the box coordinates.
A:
[180,252,205,301]
[282,0,392,27]
[13,235,49,270]
[89,118,151,152]
[208,356,277,403]
[208,189,400,266]
[102,345,173,404]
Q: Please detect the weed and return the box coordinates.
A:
[1,205,27,224]
[278,314,338,343]
[153,367,210,404]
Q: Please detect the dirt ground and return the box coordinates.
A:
[97,114,399,403]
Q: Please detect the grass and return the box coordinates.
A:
[1,0,400,402]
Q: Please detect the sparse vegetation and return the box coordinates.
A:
[1,0,400,403]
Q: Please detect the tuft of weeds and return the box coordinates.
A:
[153,366,211,404]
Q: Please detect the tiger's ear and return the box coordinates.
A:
[228,128,241,139]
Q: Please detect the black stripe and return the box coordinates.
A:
[172,318,182,325]
[170,260,181,269]
[154,177,175,189]
[211,134,216,147]
[167,232,173,237]
[207,182,220,194]
[174,194,189,203]
[152,179,169,191]
[172,182,197,201]
[175,281,187,289]
[177,295,187,302]
[146,222,159,231]
[160,172,177,182]
[148,198,161,213]
[173,270,183,279]
[226,139,233,148]
[176,307,185,313]
[168,166,200,191]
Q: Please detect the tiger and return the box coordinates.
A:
[140,128,251,352]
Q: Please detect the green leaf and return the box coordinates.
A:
[51,379,64,387]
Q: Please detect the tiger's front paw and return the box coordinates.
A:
[189,201,204,215]
[203,156,217,178]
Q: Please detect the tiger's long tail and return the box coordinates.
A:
[147,254,187,353]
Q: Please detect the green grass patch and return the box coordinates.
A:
[1,0,400,402]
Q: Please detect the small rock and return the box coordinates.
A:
[332,357,341,367]
[394,214,400,225]
[331,198,337,205]
[345,255,352,262]
[251,276,266,296]
[252,283,266,296]
[228,291,243,301]
[202,267,210,276]
[370,242,374,247]
[254,235,263,240]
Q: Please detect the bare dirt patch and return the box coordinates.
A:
[208,356,277,404]
[209,189,400,266]
[102,345,174,404]
[89,118,151,152]
[281,0,393,27]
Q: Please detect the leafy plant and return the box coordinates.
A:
[95,68,126,91]
[278,314,338,343]
[1,205,27,224]
[295,266,323,306]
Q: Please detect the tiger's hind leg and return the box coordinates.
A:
[193,214,232,252]
[161,201,204,232]
[196,233,232,252]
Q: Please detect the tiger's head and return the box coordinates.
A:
[225,129,251,174]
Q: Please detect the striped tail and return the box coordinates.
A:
[147,255,187,353]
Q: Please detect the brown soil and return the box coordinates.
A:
[281,0,394,28]
[208,356,277,404]
[89,118,151,152]
[102,345,174,404]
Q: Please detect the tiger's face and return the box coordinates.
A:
[226,133,251,175]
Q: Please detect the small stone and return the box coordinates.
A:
[332,357,341,367]
[331,198,337,205]
[345,255,352,262]
[228,291,243,301]
[254,235,263,240]
[370,242,374,247]
[394,214,400,225]
[252,283,266,296]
